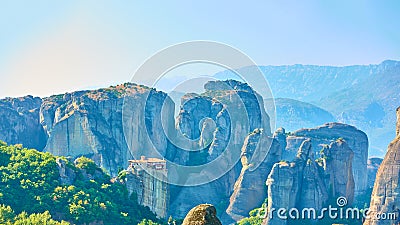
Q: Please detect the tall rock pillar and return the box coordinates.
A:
[364,107,400,225]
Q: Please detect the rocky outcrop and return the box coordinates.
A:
[282,135,307,161]
[0,96,47,150]
[226,129,281,221]
[264,138,355,225]
[264,140,329,225]
[56,157,76,185]
[173,80,271,166]
[363,107,400,225]
[41,83,175,175]
[290,123,368,196]
[125,157,169,218]
[182,204,222,225]
[367,157,383,188]
[0,81,371,225]
[169,80,272,220]
[321,139,355,203]
[55,157,108,185]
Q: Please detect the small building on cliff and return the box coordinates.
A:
[126,156,169,219]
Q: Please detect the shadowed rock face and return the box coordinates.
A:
[363,107,400,225]
[0,96,47,150]
[264,140,329,225]
[264,139,355,225]
[290,122,368,196]
[226,130,281,221]
[322,139,355,203]
[182,204,222,225]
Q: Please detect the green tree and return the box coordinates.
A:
[0,204,15,223]
[0,142,161,225]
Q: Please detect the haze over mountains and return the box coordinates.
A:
[0,73,396,224]
[215,60,400,156]
[0,60,398,158]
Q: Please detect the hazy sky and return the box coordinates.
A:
[1,1,399,98]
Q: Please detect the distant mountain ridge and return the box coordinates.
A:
[0,80,372,224]
[215,60,400,155]
[264,98,335,132]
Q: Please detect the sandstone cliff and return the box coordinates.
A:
[363,107,400,225]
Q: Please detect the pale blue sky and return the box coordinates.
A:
[0,1,399,98]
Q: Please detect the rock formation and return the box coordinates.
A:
[0,80,371,224]
[226,129,281,221]
[264,138,355,225]
[321,139,355,202]
[56,157,76,185]
[169,80,272,220]
[55,156,108,185]
[215,60,400,156]
[173,80,271,166]
[40,83,175,175]
[290,123,368,196]
[182,204,222,225]
[363,107,400,225]
[125,157,169,219]
[0,96,47,150]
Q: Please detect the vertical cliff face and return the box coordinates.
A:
[264,138,355,225]
[126,157,169,219]
[264,140,329,225]
[322,140,355,203]
[174,95,224,165]
[173,80,271,166]
[363,107,400,225]
[290,123,368,196]
[226,129,281,221]
[41,83,175,175]
[169,80,272,220]
[0,96,47,150]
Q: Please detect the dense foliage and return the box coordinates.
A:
[0,141,160,225]
[0,205,69,225]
